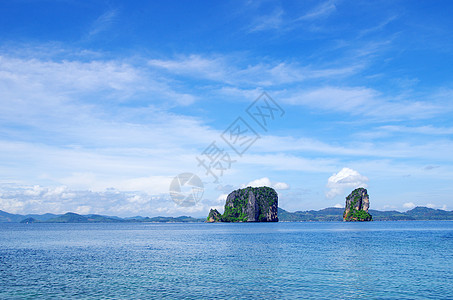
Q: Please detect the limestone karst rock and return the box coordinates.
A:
[206,209,222,223]
[207,186,278,222]
[343,188,372,222]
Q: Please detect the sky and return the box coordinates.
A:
[1,0,453,217]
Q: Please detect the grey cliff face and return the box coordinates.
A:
[222,187,278,222]
[343,188,372,222]
[346,188,369,212]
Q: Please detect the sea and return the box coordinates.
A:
[1,221,452,299]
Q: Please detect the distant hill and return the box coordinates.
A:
[1,207,452,223]
[0,210,205,223]
[139,216,204,223]
[45,213,124,223]
[0,210,59,223]
[20,217,38,224]
[278,207,345,222]
[405,206,453,220]
[0,210,24,222]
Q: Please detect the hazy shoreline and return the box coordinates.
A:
[2,206,453,223]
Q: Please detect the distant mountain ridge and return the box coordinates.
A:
[1,206,453,223]
[0,210,59,223]
[0,210,204,223]
[278,206,453,221]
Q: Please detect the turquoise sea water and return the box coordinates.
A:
[1,221,452,299]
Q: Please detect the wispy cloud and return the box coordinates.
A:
[2,35,453,215]
[246,1,336,33]
[358,15,398,38]
[87,9,118,38]
[297,0,336,21]
[281,86,450,120]
[0,54,197,132]
[148,54,362,86]
[1,1,453,216]
[0,52,219,198]
[248,8,284,32]
[148,55,229,82]
[379,125,453,135]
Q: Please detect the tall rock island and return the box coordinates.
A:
[343,188,372,221]
[207,186,278,222]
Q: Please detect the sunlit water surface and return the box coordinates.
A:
[1,221,452,299]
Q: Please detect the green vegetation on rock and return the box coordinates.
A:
[343,188,372,222]
[207,186,279,222]
[206,209,222,222]
[222,205,248,222]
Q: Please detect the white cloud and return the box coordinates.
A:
[334,203,343,208]
[273,182,290,190]
[383,205,397,210]
[0,197,25,214]
[245,177,272,188]
[0,184,175,217]
[0,55,141,95]
[0,54,196,127]
[117,176,174,195]
[0,182,242,217]
[2,45,453,215]
[326,167,368,198]
[0,49,222,194]
[243,177,290,190]
[23,185,45,196]
[425,203,448,210]
[127,195,148,204]
[403,202,416,209]
[216,194,228,203]
[75,205,92,215]
[44,186,68,197]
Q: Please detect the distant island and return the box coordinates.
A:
[0,211,204,223]
[207,186,278,222]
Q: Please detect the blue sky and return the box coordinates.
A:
[1,0,453,217]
